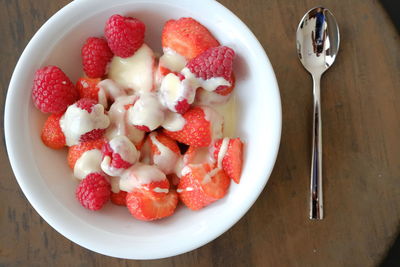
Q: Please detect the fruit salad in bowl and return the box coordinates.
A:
[5,0,281,259]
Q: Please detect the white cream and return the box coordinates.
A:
[183,146,215,165]
[108,44,155,92]
[173,157,185,178]
[195,88,231,106]
[181,166,192,177]
[73,149,103,180]
[139,137,152,164]
[119,163,167,192]
[149,132,179,174]
[60,103,110,146]
[161,111,186,132]
[153,187,169,193]
[105,95,145,145]
[159,48,187,72]
[177,187,194,193]
[201,106,224,141]
[202,167,221,184]
[217,138,230,168]
[100,136,139,176]
[110,176,121,193]
[159,73,196,112]
[213,95,237,137]
[97,79,127,108]
[181,67,231,92]
[127,93,165,131]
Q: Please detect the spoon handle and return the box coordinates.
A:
[310,74,323,220]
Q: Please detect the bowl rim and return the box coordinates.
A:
[5,0,281,259]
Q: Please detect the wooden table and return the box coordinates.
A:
[1,0,399,266]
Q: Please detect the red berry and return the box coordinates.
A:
[186,46,235,82]
[101,142,132,169]
[79,128,106,143]
[68,138,107,169]
[162,17,219,60]
[104,14,145,58]
[213,138,244,184]
[110,190,127,206]
[41,114,66,149]
[178,164,230,210]
[32,65,78,114]
[81,37,113,78]
[135,125,151,132]
[175,99,190,114]
[76,173,111,210]
[126,189,178,221]
[163,106,212,147]
[76,77,101,101]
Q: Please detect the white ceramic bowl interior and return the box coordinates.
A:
[5,0,281,259]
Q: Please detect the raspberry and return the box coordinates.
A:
[79,128,106,143]
[104,14,145,58]
[76,173,111,210]
[32,65,78,114]
[101,143,132,169]
[81,37,113,78]
[175,99,190,114]
[75,98,97,112]
[186,46,235,81]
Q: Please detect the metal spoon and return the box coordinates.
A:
[296,7,340,220]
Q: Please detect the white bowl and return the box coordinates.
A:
[5,0,281,260]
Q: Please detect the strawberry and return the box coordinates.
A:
[148,132,180,174]
[104,14,145,58]
[76,77,101,102]
[32,65,78,114]
[76,172,111,210]
[163,106,212,147]
[126,189,178,221]
[162,17,219,60]
[213,138,244,184]
[81,37,113,78]
[178,164,230,210]
[67,138,107,169]
[110,190,127,206]
[41,114,66,149]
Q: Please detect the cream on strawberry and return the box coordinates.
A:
[148,132,180,175]
[108,44,155,93]
[127,92,165,131]
[106,95,145,145]
[119,163,168,193]
[158,47,187,73]
[161,111,186,132]
[202,105,224,141]
[181,67,231,92]
[101,135,139,176]
[159,73,196,114]
[97,79,127,108]
[60,99,110,146]
[73,149,103,180]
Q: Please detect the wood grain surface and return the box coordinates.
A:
[1,0,399,266]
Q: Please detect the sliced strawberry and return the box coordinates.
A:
[163,106,212,147]
[183,146,213,165]
[67,138,107,169]
[178,164,230,210]
[162,17,219,60]
[142,179,170,199]
[150,132,180,155]
[126,189,178,221]
[76,77,101,102]
[41,113,66,149]
[110,190,127,206]
[213,138,244,184]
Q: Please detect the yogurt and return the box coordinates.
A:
[73,149,103,180]
[119,163,167,192]
[60,103,110,146]
[149,132,179,174]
